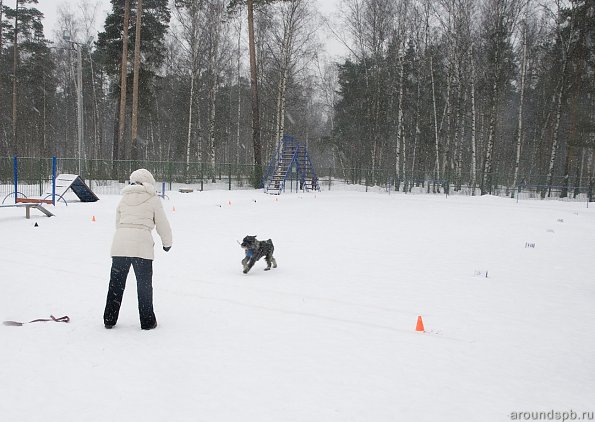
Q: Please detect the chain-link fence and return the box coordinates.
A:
[1,157,593,203]
[316,166,594,202]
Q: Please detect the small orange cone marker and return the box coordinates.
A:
[92,215,96,222]
[416,315,425,332]
[173,206,176,212]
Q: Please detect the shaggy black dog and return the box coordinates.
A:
[241,235,277,274]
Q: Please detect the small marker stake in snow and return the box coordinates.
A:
[92,215,96,222]
[525,242,535,248]
[173,206,176,212]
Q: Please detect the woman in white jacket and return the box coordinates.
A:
[103,169,172,330]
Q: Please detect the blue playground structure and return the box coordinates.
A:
[262,135,320,194]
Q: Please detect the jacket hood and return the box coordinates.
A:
[130,168,156,186]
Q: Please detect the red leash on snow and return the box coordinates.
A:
[3,315,70,326]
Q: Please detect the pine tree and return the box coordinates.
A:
[94,0,170,160]
[1,0,54,156]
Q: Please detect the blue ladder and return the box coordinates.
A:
[263,135,320,194]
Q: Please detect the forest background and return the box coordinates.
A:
[0,0,593,197]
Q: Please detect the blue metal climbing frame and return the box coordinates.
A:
[262,135,320,194]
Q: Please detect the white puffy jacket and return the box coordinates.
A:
[110,170,172,260]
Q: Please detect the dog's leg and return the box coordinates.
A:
[243,257,256,274]
[265,255,277,270]
[241,256,249,271]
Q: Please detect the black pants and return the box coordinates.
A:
[103,257,156,329]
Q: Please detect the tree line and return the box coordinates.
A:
[332,0,594,197]
[0,0,593,196]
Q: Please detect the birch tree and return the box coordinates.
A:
[266,0,315,152]
[479,0,519,195]
[205,0,229,181]
[511,3,529,197]
[342,0,395,175]
[392,0,410,191]
[174,0,206,171]
[469,44,478,194]
[544,1,578,197]
[0,0,4,155]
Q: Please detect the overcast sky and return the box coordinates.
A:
[31,0,346,57]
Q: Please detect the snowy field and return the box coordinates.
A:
[1,189,594,422]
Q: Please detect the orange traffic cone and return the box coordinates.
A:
[92,215,96,222]
[415,315,425,332]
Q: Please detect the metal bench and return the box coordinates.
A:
[0,199,55,219]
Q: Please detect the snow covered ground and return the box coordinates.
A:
[1,189,594,422]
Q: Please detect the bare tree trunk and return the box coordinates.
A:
[452,70,463,190]
[470,50,477,195]
[402,128,407,192]
[367,62,376,179]
[578,147,586,196]
[455,89,466,190]
[0,0,4,155]
[88,50,100,159]
[236,19,242,166]
[185,72,195,175]
[395,53,404,191]
[247,0,262,185]
[197,103,203,163]
[274,26,290,147]
[274,5,295,148]
[512,16,528,198]
[149,114,155,159]
[275,67,288,145]
[545,64,566,198]
[117,0,131,161]
[410,56,421,186]
[42,75,46,155]
[588,148,595,202]
[589,148,594,202]
[209,77,218,182]
[561,143,573,198]
[544,1,576,198]
[207,1,223,183]
[112,100,120,167]
[130,0,143,160]
[442,72,452,183]
[481,69,498,195]
[430,56,441,184]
